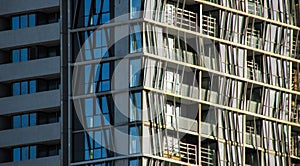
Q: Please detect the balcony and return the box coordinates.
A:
[0,156,60,166]
[0,56,60,82]
[0,123,60,148]
[0,23,60,49]
[163,141,197,165]
[246,28,263,49]
[0,0,59,16]
[165,114,198,133]
[164,4,198,32]
[0,90,60,115]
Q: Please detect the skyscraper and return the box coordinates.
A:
[1,0,300,166]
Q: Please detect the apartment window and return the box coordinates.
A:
[12,80,36,96]
[130,24,142,53]
[130,59,142,87]
[83,63,111,94]
[12,14,36,30]
[84,130,111,160]
[84,0,110,27]
[84,96,112,128]
[12,48,28,63]
[129,125,141,154]
[130,0,142,19]
[13,113,37,128]
[130,91,142,122]
[129,158,141,166]
[13,145,36,161]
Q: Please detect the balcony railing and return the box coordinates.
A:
[202,15,216,37]
[164,4,198,32]
[165,114,198,133]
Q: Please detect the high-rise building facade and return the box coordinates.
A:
[1,0,300,166]
[0,0,62,166]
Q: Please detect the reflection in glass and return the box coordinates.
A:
[130,92,142,122]
[130,24,142,53]
[129,125,141,154]
[130,59,142,87]
[130,0,142,19]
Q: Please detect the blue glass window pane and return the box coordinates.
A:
[102,0,110,12]
[13,116,21,128]
[13,148,21,161]
[101,97,108,113]
[130,25,142,53]
[101,13,110,24]
[130,59,141,87]
[103,114,110,125]
[130,92,142,121]
[29,80,36,93]
[130,0,142,19]
[129,159,139,166]
[21,114,29,127]
[129,126,141,154]
[95,0,101,14]
[101,81,110,91]
[101,47,109,58]
[29,113,36,126]
[12,16,19,30]
[20,15,28,28]
[84,0,91,16]
[94,48,101,59]
[101,148,107,157]
[12,50,20,63]
[21,146,29,160]
[13,82,20,96]
[93,116,101,127]
[101,63,110,80]
[20,48,28,62]
[29,146,36,159]
[94,149,101,159]
[29,14,36,27]
[21,81,28,95]
[85,98,93,116]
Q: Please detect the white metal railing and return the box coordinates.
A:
[200,147,214,165]
[202,15,216,37]
[179,142,197,164]
[164,4,197,31]
[246,28,263,49]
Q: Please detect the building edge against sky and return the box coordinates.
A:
[1,0,300,166]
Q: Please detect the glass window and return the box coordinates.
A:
[29,113,36,126]
[20,15,28,29]
[129,159,140,166]
[21,114,29,127]
[29,14,36,27]
[13,116,21,128]
[130,59,142,87]
[12,16,19,30]
[130,92,142,122]
[12,50,20,63]
[13,148,21,161]
[29,80,36,93]
[12,82,20,96]
[21,81,28,95]
[129,125,141,154]
[21,146,29,160]
[29,146,36,159]
[20,48,28,62]
[130,24,142,53]
[130,0,142,19]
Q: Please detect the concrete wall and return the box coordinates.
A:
[0,0,59,16]
[0,90,60,115]
[0,156,60,166]
[0,123,60,147]
[0,56,60,82]
[0,23,60,49]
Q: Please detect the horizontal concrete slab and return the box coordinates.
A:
[0,23,60,49]
[0,89,60,115]
[0,156,60,166]
[0,123,60,147]
[0,0,59,16]
[0,56,60,82]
